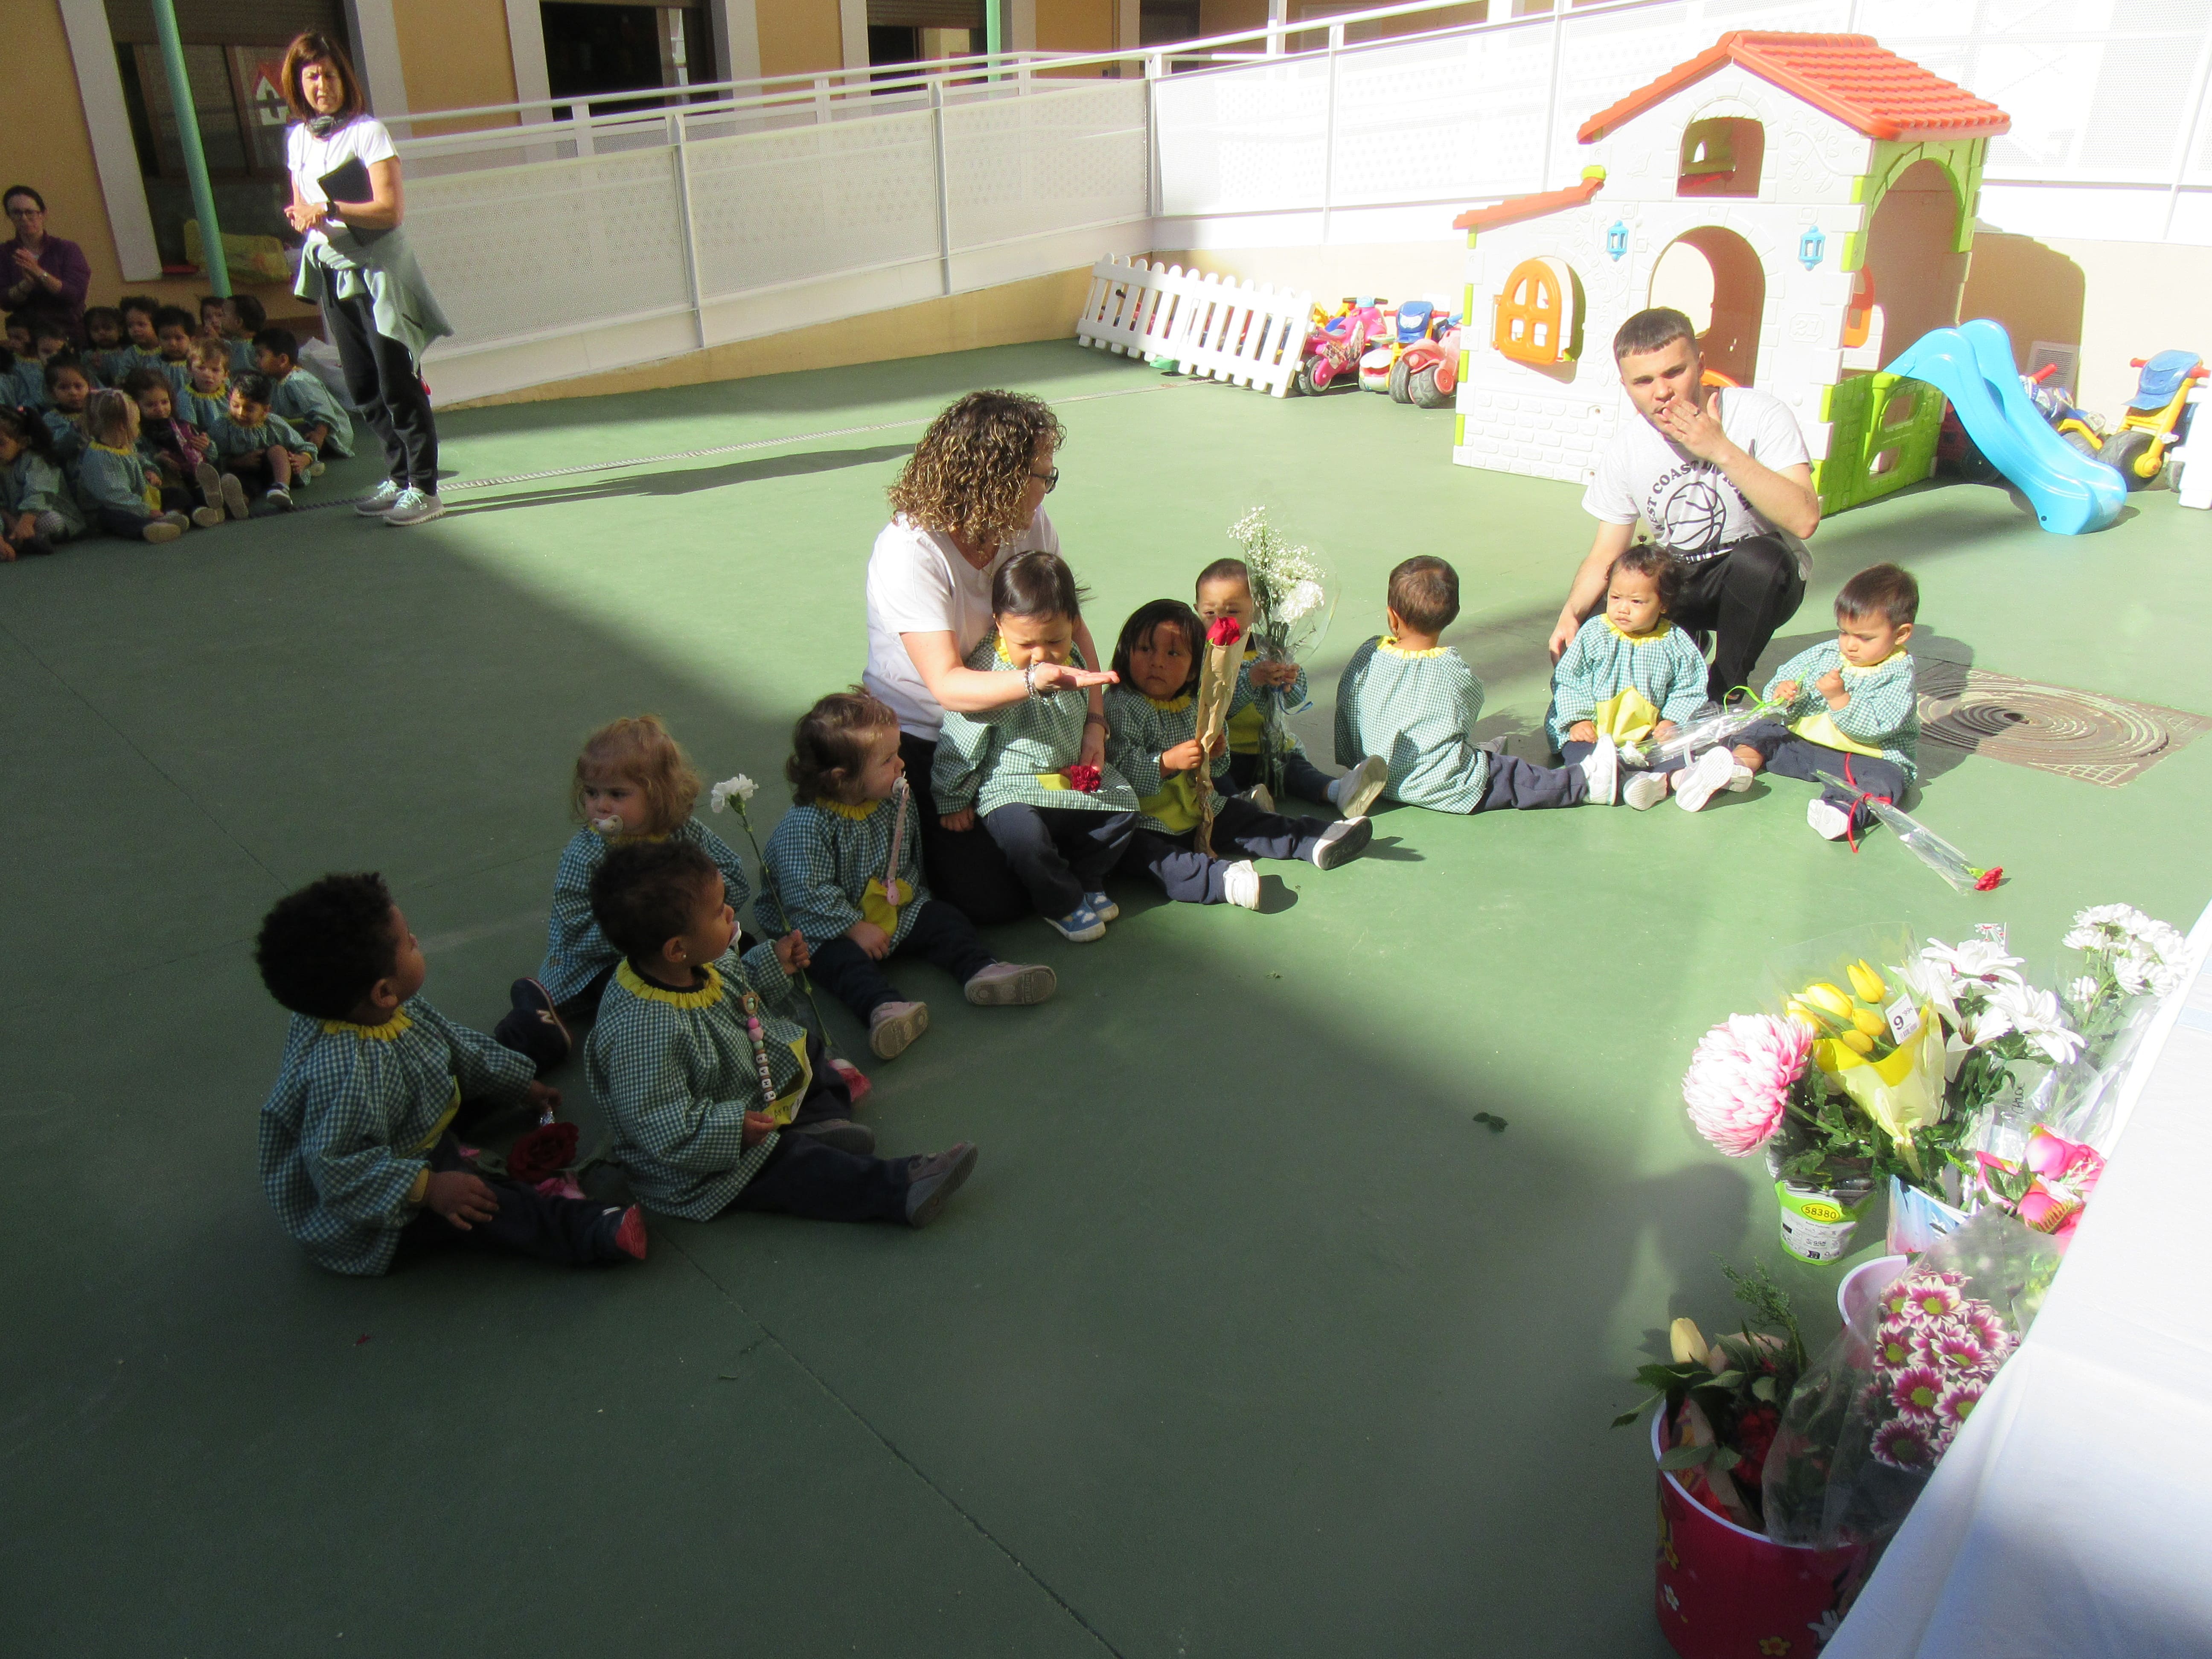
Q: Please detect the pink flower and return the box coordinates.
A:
[1900,1279,1962,1321]
[1889,1365,1945,1419]
[1933,1381,1983,1431]
[1924,1328,1991,1375]
[1874,1322,1920,1371]
[1962,1309,2011,1356]
[1871,1418,1935,1470]
[2026,1126,2105,1192]
[1681,1014,1811,1156]
[2016,1185,2084,1240]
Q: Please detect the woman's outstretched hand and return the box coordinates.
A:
[1028,662,1116,693]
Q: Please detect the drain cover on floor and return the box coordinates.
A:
[1916,661,2210,787]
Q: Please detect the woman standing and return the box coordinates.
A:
[1,187,93,344]
[279,31,452,527]
[864,391,1117,925]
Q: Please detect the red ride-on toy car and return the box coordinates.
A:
[1292,302,1383,396]
[1389,322,1463,407]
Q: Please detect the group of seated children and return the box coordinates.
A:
[1,293,350,557]
[252,519,1921,1278]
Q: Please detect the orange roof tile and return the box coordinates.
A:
[1576,32,2011,145]
[1451,173,1604,233]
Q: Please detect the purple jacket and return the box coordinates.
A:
[1,235,92,342]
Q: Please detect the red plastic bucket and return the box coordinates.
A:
[1651,1411,1869,1657]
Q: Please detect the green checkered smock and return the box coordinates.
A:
[1225,647,1312,759]
[1545,617,1711,751]
[209,410,308,460]
[584,946,809,1220]
[1334,635,1490,812]
[932,635,1140,817]
[179,384,230,431]
[537,820,755,1005]
[257,999,536,1276]
[762,791,928,951]
[1763,643,1921,779]
[274,366,355,458]
[1104,684,1229,835]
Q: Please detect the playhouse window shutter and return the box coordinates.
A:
[1493,256,1580,366]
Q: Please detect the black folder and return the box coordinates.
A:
[317,157,373,210]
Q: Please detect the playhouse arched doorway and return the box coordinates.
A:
[1859,157,1969,366]
[1647,227,1765,387]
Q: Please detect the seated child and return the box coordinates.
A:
[2,317,45,407]
[150,304,198,395]
[1106,597,1372,901]
[76,389,219,542]
[1196,557,1389,819]
[81,305,130,386]
[196,294,229,351]
[41,356,91,465]
[0,406,83,558]
[209,372,314,513]
[932,550,1166,940]
[30,315,73,383]
[506,713,759,1065]
[1336,556,1621,813]
[256,325,353,469]
[1730,563,1921,842]
[585,840,979,1228]
[1548,543,1747,812]
[122,368,230,521]
[254,870,649,1276]
[224,294,267,378]
[116,294,165,375]
[765,689,1057,1062]
[178,336,233,431]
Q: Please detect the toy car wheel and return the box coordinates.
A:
[1409,365,1452,408]
[2103,428,2159,489]
[1388,357,1413,403]
[2061,430,2100,462]
[1294,361,1326,397]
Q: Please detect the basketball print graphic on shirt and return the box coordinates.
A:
[1645,462,1747,560]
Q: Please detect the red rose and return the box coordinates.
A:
[508,1120,578,1182]
[1732,1402,1780,1486]
[1208,616,1243,649]
[1063,763,1102,794]
[1974,867,2003,892]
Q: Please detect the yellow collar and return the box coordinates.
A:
[616,959,725,1009]
[821,797,882,821]
[594,826,671,847]
[993,635,1014,667]
[321,1009,413,1040]
[89,440,137,457]
[1842,647,1910,674]
[1606,620,1673,644]
[1378,636,1446,660]
[1145,692,1194,712]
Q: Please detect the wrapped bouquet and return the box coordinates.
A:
[1226,507,1336,799]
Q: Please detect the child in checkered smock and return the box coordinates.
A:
[1547,544,1751,813]
[498,715,756,1071]
[1731,563,1921,843]
[583,839,980,1229]
[1105,599,1374,896]
[931,550,1161,940]
[1336,557,1621,815]
[764,689,1056,1064]
[253,872,647,1276]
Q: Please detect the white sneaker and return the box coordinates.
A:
[355,479,404,516]
[194,460,222,506]
[1223,859,1261,910]
[1310,816,1372,869]
[141,517,184,544]
[264,486,294,512]
[190,504,225,529]
[218,473,249,520]
[868,999,929,1060]
[1726,765,1755,793]
[1623,770,1671,811]
[1807,798,1853,841]
[1673,747,1737,813]
[384,487,445,526]
[963,962,1057,1006]
[1578,734,1619,805]
[1337,754,1390,820]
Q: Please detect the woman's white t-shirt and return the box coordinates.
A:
[864,509,1059,740]
[286,116,399,254]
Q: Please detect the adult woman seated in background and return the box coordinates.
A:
[863,390,1116,925]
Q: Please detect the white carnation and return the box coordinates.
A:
[1276,579,1326,625]
[710,774,757,813]
[1921,939,2024,987]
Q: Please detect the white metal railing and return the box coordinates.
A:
[395,0,2212,400]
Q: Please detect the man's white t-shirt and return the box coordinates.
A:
[1581,386,1811,565]
[864,509,1060,739]
[286,116,399,255]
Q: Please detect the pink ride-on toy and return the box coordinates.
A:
[1359,299,1436,393]
[1390,322,1463,408]
[1293,302,1383,396]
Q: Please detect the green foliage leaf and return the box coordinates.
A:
[1702,1370,1745,1391]
[1752,1374,1777,1403]
[1612,1399,1658,1429]
[1657,1444,1712,1471]
[1709,1445,1743,1473]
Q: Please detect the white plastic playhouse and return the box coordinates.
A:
[1450,32,2011,518]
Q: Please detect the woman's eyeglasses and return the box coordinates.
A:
[1030,467,1059,493]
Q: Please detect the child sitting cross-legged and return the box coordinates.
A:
[255,325,353,472]
[1336,555,1621,813]
[122,369,231,522]
[1731,563,1921,843]
[933,550,1154,940]
[1106,598,1372,897]
[586,840,980,1228]
[0,405,84,559]
[1548,543,1749,812]
[254,871,649,1276]
[765,689,1057,1062]
[210,372,314,514]
[77,389,218,543]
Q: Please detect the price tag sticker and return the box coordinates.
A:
[1886,995,1922,1046]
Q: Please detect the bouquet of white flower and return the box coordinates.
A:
[1226,507,1336,799]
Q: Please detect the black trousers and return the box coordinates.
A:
[319,285,438,490]
[1475,754,1588,812]
[899,732,1031,926]
[1735,720,1909,832]
[1671,534,1807,703]
[809,896,996,1022]
[730,1047,909,1222]
[1130,795,1324,902]
[1562,738,1687,775]
[984,801,1138,917]
[1226,746,1336,805]
[396,1131,619,1266]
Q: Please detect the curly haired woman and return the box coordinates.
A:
[863,390,1116,924]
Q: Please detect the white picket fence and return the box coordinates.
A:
[1077,256,1314,397]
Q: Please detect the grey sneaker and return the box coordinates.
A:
[963,962,1057,1006]
[1310,815,1372,870]
[141,516,184,544]
[355,479,405,516]
[384,487,445,526]
[264,486,294,512]
[1337,754,1390,820]
[190,504,225,529]
[218,473,249,519]
[905,1143,978,1228]
[868,999,929,1060]
[193,460,222,506]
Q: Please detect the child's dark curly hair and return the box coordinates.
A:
[991,548,1085,621]
[232,370,275,408]
[788,688,899,806]
[1608,542,1684,616]
[1111,599,1203,697]
[255,872,399,1020]
[590,839,718,964]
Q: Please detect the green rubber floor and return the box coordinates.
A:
[7,341,2209,1657]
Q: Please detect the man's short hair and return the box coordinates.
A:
[590,840,718,963]
[1836,563,1919,629]
[1612,307,1698,364]
[1388,556,1460,634]
[256,872,398,1019]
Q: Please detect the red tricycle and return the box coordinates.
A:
[1292,301,1383,396]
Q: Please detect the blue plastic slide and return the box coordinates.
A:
[1884,318,2126,535]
